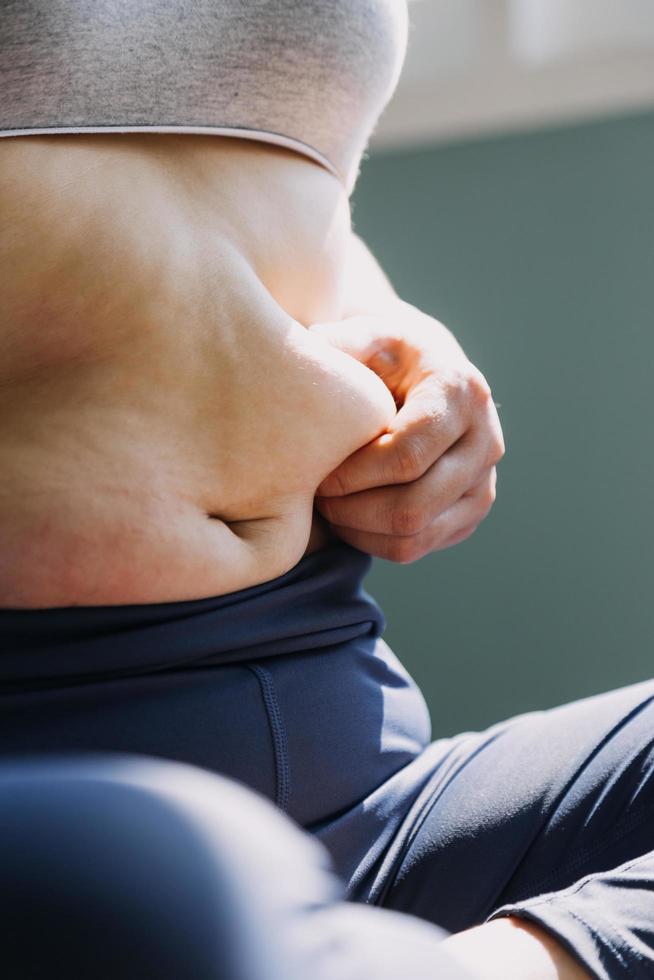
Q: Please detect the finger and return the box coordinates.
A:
[316,417,499,536]
[438,521,481,550]
[432,467,497,549]
[317,383,468,498]
[328,469,497,562]
[479,391,505,465]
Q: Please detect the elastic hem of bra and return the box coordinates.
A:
[0,123,345,187]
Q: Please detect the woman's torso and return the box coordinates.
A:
[0,134,396,608]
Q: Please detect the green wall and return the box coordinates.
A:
[351,110,654,737]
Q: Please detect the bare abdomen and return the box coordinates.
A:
[0,135,395,607]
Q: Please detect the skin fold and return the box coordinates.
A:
[0,132,502,605]
[0,134,395,604]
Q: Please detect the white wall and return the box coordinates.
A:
[373,0,654,149]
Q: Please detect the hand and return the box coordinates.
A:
[311,301,505,563]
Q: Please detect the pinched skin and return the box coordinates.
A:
[0,134,396,607]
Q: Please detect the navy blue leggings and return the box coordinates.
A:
[2,543,654,978]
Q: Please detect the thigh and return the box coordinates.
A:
[1,754,289,980]
[375,678,654,932]
[0,754,475,980]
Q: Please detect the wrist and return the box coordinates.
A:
[340,231,399,318]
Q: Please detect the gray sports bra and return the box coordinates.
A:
[0,0,408,194]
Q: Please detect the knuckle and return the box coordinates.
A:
[438,372,470,422]
[441,369,466,404]
[392,436,428,483]
[469,481,494,516]
[489,428,506,464]
[457,523,479,545]
[327,469,351,497]
[492,440,505,466]
[387,535,423,564]
[428,408,461,452]
[467,367,493,407]
[444,521,478,548]
[481,482,496,509]
[390,502,425,536]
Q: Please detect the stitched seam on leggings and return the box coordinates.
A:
[516,904,631,979]
[248,664,290,813]
[563,906,632,977]
[498,848,654,909]
[502,887,641,977]
[566,906,630,974]
[546,905,630,978]
[490,850,654,976]
[495,798,654,908]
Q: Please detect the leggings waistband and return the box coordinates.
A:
[0,543,385,690]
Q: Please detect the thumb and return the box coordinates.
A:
[308,317,403,397]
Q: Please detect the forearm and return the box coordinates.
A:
[339,231,467,364]
[340,231,399,317]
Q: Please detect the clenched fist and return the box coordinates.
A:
[310,300,505,563]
